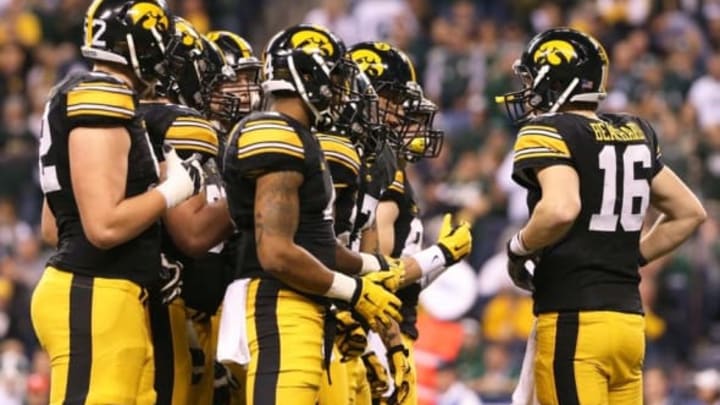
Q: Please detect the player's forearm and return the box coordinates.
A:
[82,190,167,249]
[639,213,704,263]
[335,243,363,275]
[166,195,233,256]
[520,198,578,251]
[360,225,379,253]
[258,241,338,295]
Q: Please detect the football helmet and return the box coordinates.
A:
[402,93,443,162]
[316,68,382,154]
[164,17,235,115]
[496,27,609,124]
[206,30,262,123]
[348,42,422,151]
[81,0,174,85]
[262,24,359,127]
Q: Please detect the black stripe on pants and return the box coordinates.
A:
[253,279,280,405]
[553,311,580,405]
[149,298,174,405]
[65,274,93,405]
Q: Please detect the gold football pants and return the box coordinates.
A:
[245,278,325,405]
[31,267,155,405]
[535,311,644,405]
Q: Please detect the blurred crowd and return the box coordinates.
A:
[0,0,720,404]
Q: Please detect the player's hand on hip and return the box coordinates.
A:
[506,232,537,292]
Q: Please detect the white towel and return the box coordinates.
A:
[511,318,539,405]
[216,279,251,366]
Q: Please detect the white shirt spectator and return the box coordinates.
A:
[352,0,417,42]
[496,151,528,225]
[437,382,483,405]
[304,0,361,45]
[688,75,720,130]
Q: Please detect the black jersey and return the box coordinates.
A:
[317,133,360,242]
[138,101,226,311]
[139,101,219,163]
[512,112,664,314]
[40,71,160,286]
[348,143,397,251]
[381,168,423,339]
[223,112,337,280]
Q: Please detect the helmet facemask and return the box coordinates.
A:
[317,69,381,154]
[374,80,422,152]
[400,96,443,162]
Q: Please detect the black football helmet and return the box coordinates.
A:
[348,42,422,152]
[496,27,609,124]
[206,30,262,124]
[316,67,381,154]
[262,24,359,127]
[81,0,174,86]
[164,17,235,115]
[402,92,443,162]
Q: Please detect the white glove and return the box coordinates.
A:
[156,143,205,208]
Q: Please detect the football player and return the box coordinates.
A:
[221,24,405,405]
[32,1,203,403]
[315,66,383,405]
[374,93,445,405]
[497,27,706,403]
[139,17,235,405]
[192,29,264,405]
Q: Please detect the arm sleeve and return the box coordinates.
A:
[512,123,574,188]
[165,115,219,162]
[380,169,405,205]
[230,121,306,178]
[65,80,136,129]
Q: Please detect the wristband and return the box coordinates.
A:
[509,232,532,256]
[155,181,187,209]
[359,253,381,275]
[325,272,358,302]
[411,245,446,277]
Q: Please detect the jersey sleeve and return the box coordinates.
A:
[65,80,136,128]
[165,115,219,162]
[318,134,360,188]
[380,169,405,205]
[638,118,665,177]
[231,118,305,178]
[512,122,573,187]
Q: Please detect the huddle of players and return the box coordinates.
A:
[32,0,472,404]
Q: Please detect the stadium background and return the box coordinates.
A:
[0,0,719,403]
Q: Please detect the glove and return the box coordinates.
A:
[506,233,538,292]
[386,345,413,405]
[156,144,205,208]
[362,351,389,399]
[335,309,368,361]
[159,253,183,304]
[213,361,240,405]
[351,276,403,332]
[435,213,472,266]
[363,256,405,293]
